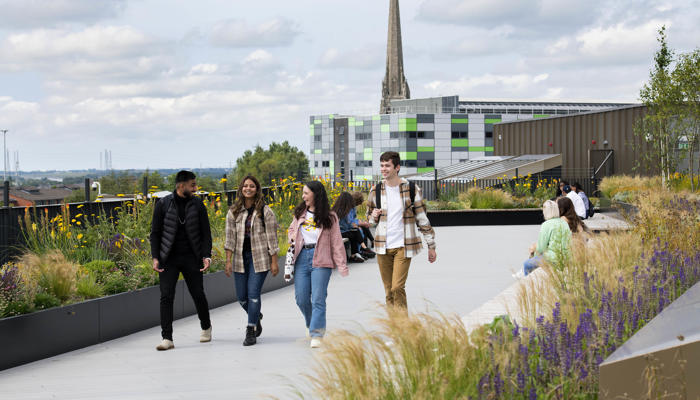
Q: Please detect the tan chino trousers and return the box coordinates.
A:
[376,247,411,308]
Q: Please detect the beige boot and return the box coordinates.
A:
[156,339,174,351]
[200,327,212,343]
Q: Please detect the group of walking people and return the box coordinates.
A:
[149,151,437,350]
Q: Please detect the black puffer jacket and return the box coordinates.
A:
[150,193,212,262]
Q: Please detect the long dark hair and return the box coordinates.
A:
[557,196,583,233]
[230,175,264,219]
[294,181,333,229]
[332,192,354,220]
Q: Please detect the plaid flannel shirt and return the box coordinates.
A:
[224,205,279,273]
[367,178,435,258]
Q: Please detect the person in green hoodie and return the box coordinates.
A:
[516,199,572,278]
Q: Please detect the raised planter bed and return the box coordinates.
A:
[427,208,545,226]
[0,257,290,371]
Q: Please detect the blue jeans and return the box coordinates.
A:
[234,251,268,326]
[294,248,332,338]
[523,255,543,276]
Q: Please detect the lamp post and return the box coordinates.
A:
[1,130,7,183]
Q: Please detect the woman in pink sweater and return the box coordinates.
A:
[287,181,348,348]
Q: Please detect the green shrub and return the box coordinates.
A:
[460,188,514,209]
[102,271,136,295]
[82,260,118,283]
[76,273,105,299]
[131,263,158,288]
[2,300,34,317]
[34,292,61,310]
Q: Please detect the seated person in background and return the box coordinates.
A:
[331,192,374,263]
[351,191,375,250]
[562,184,587,220]
[516,200,572,278]
[555,180,568,198]
[571,182,593,218]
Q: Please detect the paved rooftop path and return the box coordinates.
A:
[0,225,538,400]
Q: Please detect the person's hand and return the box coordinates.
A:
[152,258,164,273]
[225,261,233,277]
[201,257,211,272]
[270,256,279,276]
[359,220,370,228]
[528,243,536,255]
[351,222,358,228]
[371,208,382,220]
[428,249,437,263]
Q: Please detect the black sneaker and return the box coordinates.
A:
[243,326,256,346]
[256,313,263,337]
[361,249,376,259]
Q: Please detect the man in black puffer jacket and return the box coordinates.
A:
[150,170,213,351]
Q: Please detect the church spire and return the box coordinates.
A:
[380,0,410,114]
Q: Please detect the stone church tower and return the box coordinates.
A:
[380,0,410,114]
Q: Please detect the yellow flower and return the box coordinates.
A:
[50,230,55,239]
[76,221,82,226]
[75,213,83,218]
[77,204,84,209]
[31,223,37,231]
[77,233,83,240]
[66,231,72,238]
[116,194,124,197]
[138,199,146,204]
[115,241,122,249]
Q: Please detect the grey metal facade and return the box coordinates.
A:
[493,105,652,176]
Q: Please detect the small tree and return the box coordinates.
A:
[672,49,700,191]
[636,26,684,185]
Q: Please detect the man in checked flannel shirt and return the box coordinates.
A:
[367,151,437,309]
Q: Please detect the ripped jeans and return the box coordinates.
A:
[233,251,269,326]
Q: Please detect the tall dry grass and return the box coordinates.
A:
[514,231,643,330]
[17,250,78,302]
[307,310,488,399]
[598,175,662,200]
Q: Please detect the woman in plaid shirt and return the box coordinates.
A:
[224,175,279,346]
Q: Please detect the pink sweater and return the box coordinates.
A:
[287,211,349,276]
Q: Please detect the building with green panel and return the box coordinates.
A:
[309,95,629,180]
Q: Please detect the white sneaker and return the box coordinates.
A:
[350,253,365,263]
[200,327,212,343]
[310,337,322,348]
[156,339,174,351]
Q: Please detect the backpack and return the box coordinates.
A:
[587,199,595,218]
[375,181,416,213]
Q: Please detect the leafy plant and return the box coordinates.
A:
[76,273,105,299]
[34,292,61,310]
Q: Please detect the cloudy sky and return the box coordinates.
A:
[1,0,698,171]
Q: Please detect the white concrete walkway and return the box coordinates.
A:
[0,225,538,400]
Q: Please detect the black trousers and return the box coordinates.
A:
[342,230,363,255]
[159,252,211,340]
[361,226,374,247]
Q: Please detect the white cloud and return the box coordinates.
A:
[417,0,598,36]
[424,73,551,98]
[0,0,126,28]
[209,18,300,48]
[318,45,384,70]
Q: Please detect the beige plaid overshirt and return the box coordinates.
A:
[367,178,436,258]
[224,205,279,273]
